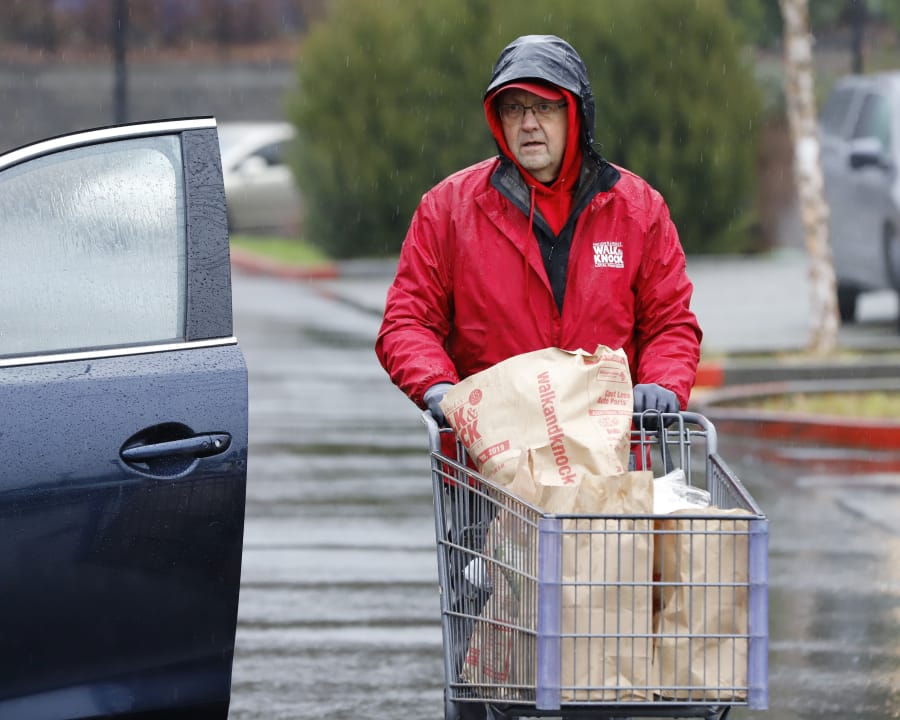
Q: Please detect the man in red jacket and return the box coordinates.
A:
[376,34,702,425]
[377,35,702,718]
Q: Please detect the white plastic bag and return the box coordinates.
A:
[653,468,710,513]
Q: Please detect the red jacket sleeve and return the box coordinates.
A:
[375,191,460,408]
[631,194,703,409]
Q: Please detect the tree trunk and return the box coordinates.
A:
[779,0,840,354]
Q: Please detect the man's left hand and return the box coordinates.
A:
[633,383,680,414]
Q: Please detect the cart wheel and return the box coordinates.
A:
[444,694,460,720]
[445,694,489,720]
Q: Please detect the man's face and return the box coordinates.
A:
[497,88,568,183]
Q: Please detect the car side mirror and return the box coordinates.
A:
[848,136,891,170]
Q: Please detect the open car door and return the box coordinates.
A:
[0,118,248,720]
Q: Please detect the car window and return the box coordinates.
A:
[820,86,858,136]
[256,141,285,166]
[852,91,891,149]
[216,128,242,157]
[0,136,186,357]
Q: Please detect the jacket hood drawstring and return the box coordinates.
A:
[525,184,537,322]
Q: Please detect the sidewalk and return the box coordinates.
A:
[686,248,900,355]
[233,247,900,455]
[232,246,900,378]
[232,248,900,360]
[289,248,900,355]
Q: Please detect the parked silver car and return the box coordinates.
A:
[820,71,900,326]
[218,121,302,235]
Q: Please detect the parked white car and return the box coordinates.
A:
[218,121,303,234]
[819,72,900,327]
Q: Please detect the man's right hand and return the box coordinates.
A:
[423,382,454,426]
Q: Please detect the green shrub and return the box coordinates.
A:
[287,0,761,257]
[585,0,763,253]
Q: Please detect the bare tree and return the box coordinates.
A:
[779,0,840,353]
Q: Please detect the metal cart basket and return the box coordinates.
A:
[424,411,768,720]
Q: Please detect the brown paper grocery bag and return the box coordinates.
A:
[462,451,655,702]
[459,452,542,698]
[441,346,633,488]
[546,468,655,702]
[652,508,752,701]
[459,506,537,700]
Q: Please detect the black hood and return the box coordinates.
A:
[484,34,597,151]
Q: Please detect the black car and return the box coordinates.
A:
[0,118,248,719]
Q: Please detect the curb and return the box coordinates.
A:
[230,248,339,280]
[692,378,900,453]
[694,362,725,389]
[694,356,900,389]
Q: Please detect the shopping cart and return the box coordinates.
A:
[424,410,768,720]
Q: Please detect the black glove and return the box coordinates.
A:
[423,382,454,427]
[633,383,680,429]
[633,383,680,413]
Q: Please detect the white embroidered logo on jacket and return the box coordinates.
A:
[593,241,624,269]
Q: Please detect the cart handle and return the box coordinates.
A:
[423,409,718,457]
[422,409,442,453]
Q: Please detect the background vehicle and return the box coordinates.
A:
[819,71,900,328]
[0,118,248,719]
[218,121,303,235]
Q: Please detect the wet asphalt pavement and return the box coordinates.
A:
[226,271,900,720]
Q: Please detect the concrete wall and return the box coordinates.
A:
[0,59,294,151]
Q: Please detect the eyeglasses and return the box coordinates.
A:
[498,101,567,122]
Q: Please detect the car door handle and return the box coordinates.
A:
[120,433,232,462]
